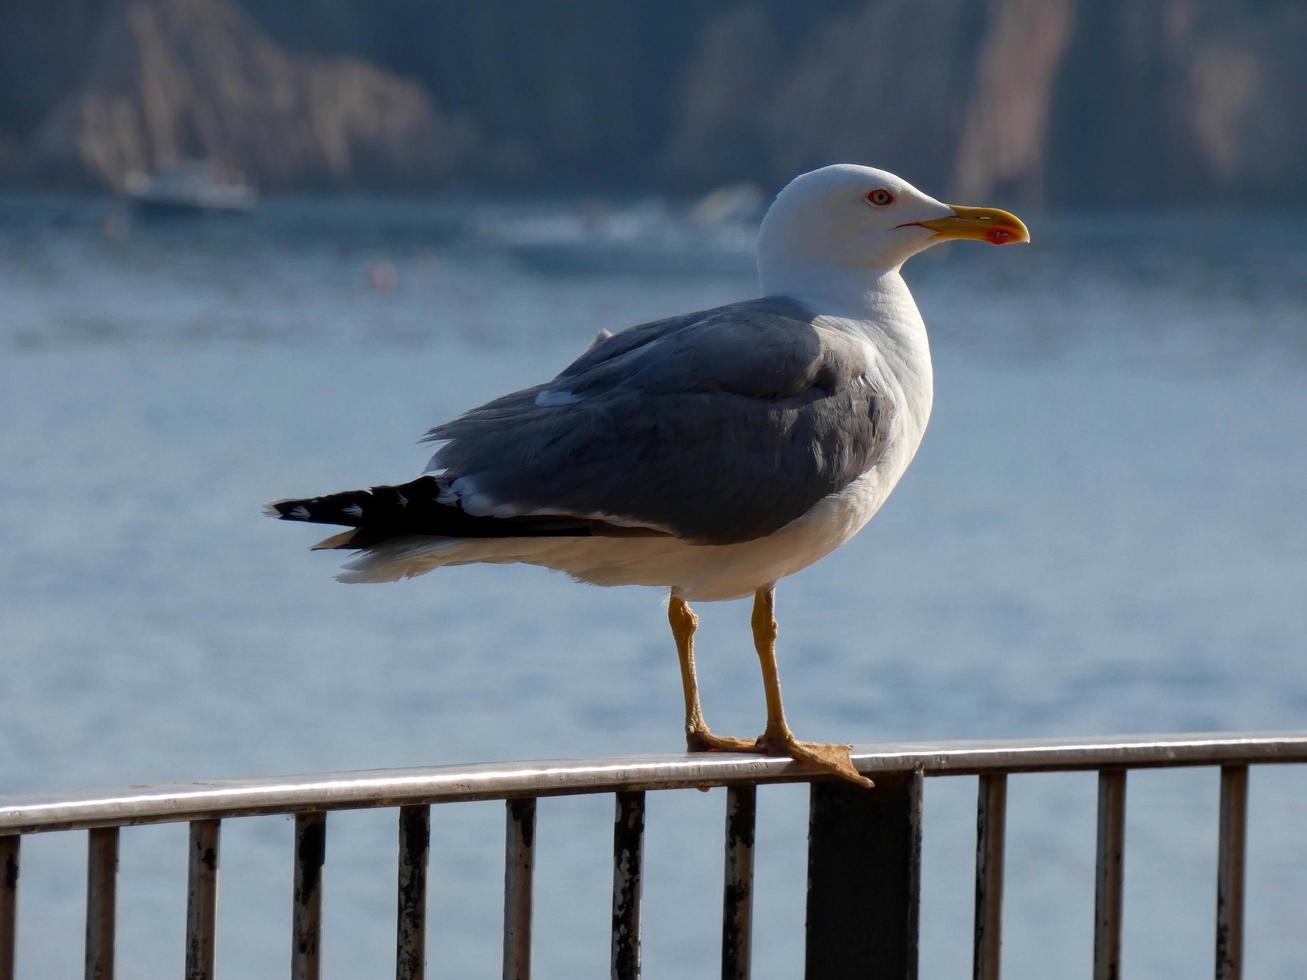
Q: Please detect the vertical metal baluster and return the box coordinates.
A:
[1215,766,1248,980]
[185,820,221,980]
[502,798,536,980]
[0,836,18,980]
[805,770,923,980]
[611,791,646,980]
[973,774,1007,980]
[85,827,119,980]
[292,812,326,980]
[721,785,756,980]
[396,805,430,980]
[1093,771,1127,980]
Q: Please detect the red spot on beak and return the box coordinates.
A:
[910,206,1030,245]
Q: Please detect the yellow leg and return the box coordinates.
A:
[749,586,874,790]
[669,594,755,753]
[750,586,791,740]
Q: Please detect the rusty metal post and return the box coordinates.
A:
[502,798,536,980]
[0,836,17,980]
[973,774,1007,980]
[85,827,118,980]
[805,770,922,980]
[1215,766,1248,980]
[293,812,326,980]
[611,791,645,980]
[722,785,756,980]
[1093,770,1126,980]
[185,820,220,980]
[396,805,430,980]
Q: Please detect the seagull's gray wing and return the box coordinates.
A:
[424,298,892,544]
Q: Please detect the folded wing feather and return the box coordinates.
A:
[423,298,892,545]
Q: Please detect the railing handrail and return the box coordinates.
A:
[4,730,1305,836]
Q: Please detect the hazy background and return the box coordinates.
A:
[2,0,1307,204]
[1,2,1305,978]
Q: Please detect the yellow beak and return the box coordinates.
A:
[909,205,1030,245]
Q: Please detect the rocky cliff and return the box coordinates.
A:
[3,0,473,189]
[1,0,1303,202]
[659,0,1307,204]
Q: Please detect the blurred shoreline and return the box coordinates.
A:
[2,0,1305,204]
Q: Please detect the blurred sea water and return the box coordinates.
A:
[0,193,1304,979]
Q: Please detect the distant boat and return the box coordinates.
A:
[690,182,763,228]
[124,161,257,217]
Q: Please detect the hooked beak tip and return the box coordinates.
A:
[913,205,1030,246]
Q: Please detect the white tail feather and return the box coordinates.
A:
[335,537,463,584]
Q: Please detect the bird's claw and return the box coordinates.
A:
[754,731,874,790]
[686,728,761,753]
[685,726,873,789]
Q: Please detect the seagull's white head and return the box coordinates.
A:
[757,164,1029,302]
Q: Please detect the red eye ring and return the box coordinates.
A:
[865,188,894,207]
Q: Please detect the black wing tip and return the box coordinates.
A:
[263,479,440,528]
[264,498,311,520]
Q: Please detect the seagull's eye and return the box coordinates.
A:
[865,188,894,207]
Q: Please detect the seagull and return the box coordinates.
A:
[267,165,1028,787]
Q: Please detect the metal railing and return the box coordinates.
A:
[1,731,1305,980]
